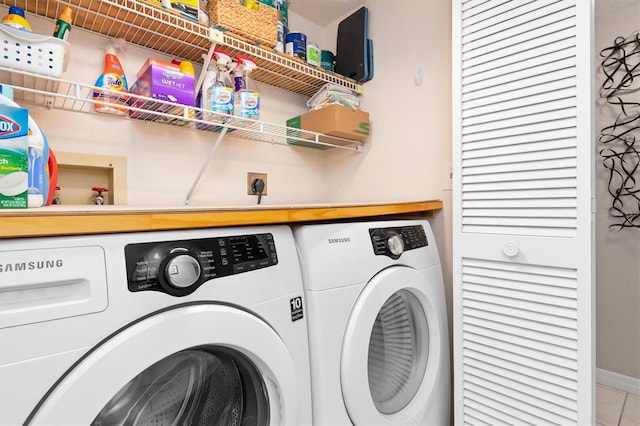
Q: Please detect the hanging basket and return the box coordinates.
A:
[0,25,70,78]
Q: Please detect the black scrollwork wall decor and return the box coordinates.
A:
[599,30,640,230]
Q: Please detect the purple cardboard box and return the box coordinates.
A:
[129,59,195,119]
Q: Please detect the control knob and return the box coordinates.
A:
[165,253,201,288]
[387,234,404,256]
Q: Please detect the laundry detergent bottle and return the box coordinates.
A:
[0,93,50,207]
[52,6,73,40]
[93,38,130,116]
[1,6,32,32]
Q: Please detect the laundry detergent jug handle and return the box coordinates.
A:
[45,148,58,206]
[26,115,48,207]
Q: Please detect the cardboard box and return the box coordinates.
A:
[286,105,369,149]
[0,105,28,208]
[129,58,195,120]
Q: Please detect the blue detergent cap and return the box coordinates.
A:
[8,6,26,18]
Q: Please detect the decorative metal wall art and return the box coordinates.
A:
[599,30,640,230]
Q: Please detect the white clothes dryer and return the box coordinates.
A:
[294,220,449,425]
[0,225,312,425]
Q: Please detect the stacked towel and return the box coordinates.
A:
[307,83,361,111]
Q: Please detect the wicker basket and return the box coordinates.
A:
[208,0,280,48]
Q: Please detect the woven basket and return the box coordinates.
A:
[209,0,280,48]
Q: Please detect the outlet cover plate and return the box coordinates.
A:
[247,172,268,196]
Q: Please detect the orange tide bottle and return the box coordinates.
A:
[92,39,130,116]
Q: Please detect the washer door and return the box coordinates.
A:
[341,266,446,425]
[91,347,266,425]
[27,304,297,425]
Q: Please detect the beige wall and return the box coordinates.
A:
[25,13,326,207]
[21,3,453,300]
[21,3,637,385]
[23,2,452,209]
[595,0,640,379]
[18,0,454,361]
[320,0,454,326]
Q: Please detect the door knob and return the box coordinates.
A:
[502,242,519,258]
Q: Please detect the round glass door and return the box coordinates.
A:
[341,266,446,425]
[367,290,429,414]
[92,347,268,425]
[27,304,297,425]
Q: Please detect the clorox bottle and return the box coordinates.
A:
[207,49,234,117]
[0,93,50,208]
[235,55,260,120]
[93,39,130,116]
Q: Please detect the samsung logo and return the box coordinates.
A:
[0,259,63,273]
[328,237,351,244]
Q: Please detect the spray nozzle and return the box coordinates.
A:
[236,54,257,72]
[213,48,232,66]
[229,59,239,73]
[106,38,127,55]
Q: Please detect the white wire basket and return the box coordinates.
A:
[0,25,70,78]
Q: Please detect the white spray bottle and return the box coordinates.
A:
[200,51,218,121]
[208,49,234,116]
[235,55,260,120]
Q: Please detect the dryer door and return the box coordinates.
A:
[341,266,449,425]
[27,304,298,426]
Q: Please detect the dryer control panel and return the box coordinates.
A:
[369,225,428,259]
[125,233,278,296]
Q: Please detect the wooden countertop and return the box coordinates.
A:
[0,200,443,238]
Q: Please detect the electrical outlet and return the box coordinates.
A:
[247,172,268,196]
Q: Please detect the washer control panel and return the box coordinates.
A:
[125,233,277,296]
[369,225,428,259]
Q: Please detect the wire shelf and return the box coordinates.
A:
[0,0,364,97]
[0,67,365,152]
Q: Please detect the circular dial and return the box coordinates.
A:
[387,234,404,256]
[165,254,201,288]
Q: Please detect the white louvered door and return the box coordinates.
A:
[452,1,594,425]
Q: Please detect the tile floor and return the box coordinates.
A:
[597,384,640,426]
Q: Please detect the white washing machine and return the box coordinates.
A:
[294,220,449,425]
[0,225,312,425]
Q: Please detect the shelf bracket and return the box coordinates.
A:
[193,39,218,101]
[183,126,229,205]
